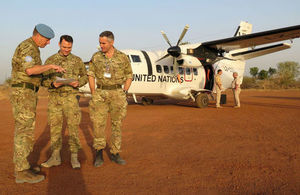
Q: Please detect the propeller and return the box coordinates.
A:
[156,25,189,74]
[161,31,172,47]
[177,25,189,46]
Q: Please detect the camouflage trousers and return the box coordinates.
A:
[89,89,127,154]
[10,88,38,172]
[48,92,81,153]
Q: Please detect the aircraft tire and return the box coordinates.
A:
[142,97,153,106]
[195,93,209,108]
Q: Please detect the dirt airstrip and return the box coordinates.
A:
[0,89,299,194]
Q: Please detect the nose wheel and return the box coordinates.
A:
[142,97,154,105]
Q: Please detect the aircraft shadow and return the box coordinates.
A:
[127,99,220,108]
[81,96,217,108]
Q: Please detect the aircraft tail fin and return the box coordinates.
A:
[228,21,253,58]
[233,21,253,37]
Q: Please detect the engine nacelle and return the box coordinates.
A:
[177,55,202,67]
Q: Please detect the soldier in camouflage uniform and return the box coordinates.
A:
[10,24,65,183]
[214,69,223,108]
[41,35,87,169]
[88,31,132,166]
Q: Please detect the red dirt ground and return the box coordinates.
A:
[0,90,299,194]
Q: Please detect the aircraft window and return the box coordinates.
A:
[170,66,174,73]
[178,67,184,75]
[156,65,162,73]
[186,68,191,75]
[163,65,169,74]
[193,68,198,75]
[131,55,141,63]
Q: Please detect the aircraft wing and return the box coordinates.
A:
[200,24,300,52]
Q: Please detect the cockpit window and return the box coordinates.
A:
[163,65,169,74]
[156,65,162,73]
[131,55,141,63]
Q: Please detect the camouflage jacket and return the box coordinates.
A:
[11,37,42,86]
[42,52,88,93]
[87,49,133,86]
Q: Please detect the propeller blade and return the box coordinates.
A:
[161,31,172,47]
[176,24,189,46]
[156,53,170,62]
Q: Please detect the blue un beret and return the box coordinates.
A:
[35,24,55,39]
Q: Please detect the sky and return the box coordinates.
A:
[0,0,299,83]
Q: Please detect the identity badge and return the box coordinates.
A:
[104,72,111,78]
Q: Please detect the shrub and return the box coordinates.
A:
[241,76,259,89]
[276,61,300,88]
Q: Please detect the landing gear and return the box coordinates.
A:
[142,97,154,106]
[195,93,209,108]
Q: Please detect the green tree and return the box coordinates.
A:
[250,67,259,78]
[276,61,300,88]
[258,70,268,80]
[268,67,277,77]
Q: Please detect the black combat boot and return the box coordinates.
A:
[94,149,104,167]
[110,153,126,165]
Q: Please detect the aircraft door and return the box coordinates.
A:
[204,64,214,90]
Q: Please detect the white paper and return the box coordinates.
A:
[55,76,76,84]
[104,72,111,78]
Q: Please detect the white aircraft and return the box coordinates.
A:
[80,21,300,108]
